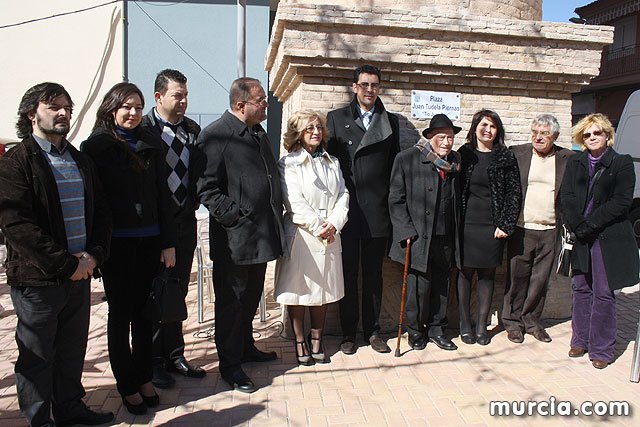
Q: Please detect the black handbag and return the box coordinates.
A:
[143,267,188,322]
[557,224,574,276]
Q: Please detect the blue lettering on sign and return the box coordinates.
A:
[429,95,443,102]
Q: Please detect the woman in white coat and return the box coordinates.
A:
[275,110,349,365]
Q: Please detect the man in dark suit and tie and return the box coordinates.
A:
[502,114,574,343]
[327,65,400,354]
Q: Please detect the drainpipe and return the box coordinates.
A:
[123,0,128,82]
[237,0,246,77]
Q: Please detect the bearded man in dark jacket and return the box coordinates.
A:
[0,83,113,427]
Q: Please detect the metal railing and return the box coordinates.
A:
[599,44,640,78]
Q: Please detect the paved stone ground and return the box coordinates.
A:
[0,262,639,426]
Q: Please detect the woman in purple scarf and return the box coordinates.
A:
[559,113,638,369]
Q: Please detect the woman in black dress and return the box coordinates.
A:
[457,110,521,345]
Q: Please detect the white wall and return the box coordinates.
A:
[0,1,123,145]
[127,0,271,130]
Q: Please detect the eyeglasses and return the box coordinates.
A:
[356,82,380,90]
[531,130,552,138]
[304,124,324,134]
[583,130,604,139]
[245,96,267,106]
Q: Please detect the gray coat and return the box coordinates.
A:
[388,145,462,272]
[327,97,400,239]
[196,111,285,265]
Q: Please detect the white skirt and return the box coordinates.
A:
[274,226,345,306]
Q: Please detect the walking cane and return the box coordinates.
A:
[630,309,640,382]
[395,238,412,357]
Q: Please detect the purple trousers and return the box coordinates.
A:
[571,240,616,363]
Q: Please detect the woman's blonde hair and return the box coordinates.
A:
[571,113,615,151]
[282,110,329,152]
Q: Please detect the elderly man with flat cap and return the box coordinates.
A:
[389,114,463,351]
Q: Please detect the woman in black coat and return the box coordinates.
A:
[82,83,176,414]
[457,109,521,345]
[559,113,638,369]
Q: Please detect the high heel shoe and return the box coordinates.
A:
[141,392,159,408]
[308,333,328,364]
[295,340,314,366]
[121,395,147,415]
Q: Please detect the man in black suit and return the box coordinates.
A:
[141,69,206,389]
[196,78,285,393]
[327,65,400,354]
[502,114,573,343]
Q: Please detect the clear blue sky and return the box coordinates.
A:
[542,0,590,23]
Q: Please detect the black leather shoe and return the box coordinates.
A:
[242,346,278,363]
[152,364,176,388]
[476,332,491,346]
[340,336,357,355]
[369,335,391,353]
[56,407,115,426]
[430,335,458,351]
[408,334,428,350]
[460,332,476,345]
[531,329,552,343]
[167,356,206,378]
[507,330,524,343]
[220,368,257,393]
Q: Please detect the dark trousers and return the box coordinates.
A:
[404,236,453,338]
[339,236,387,339]
[153,216,196,363]
[213,259,266,373]
[11,278,91,427]
[503,226,556,333]
[571,240,616,363]
[102,236,160,396]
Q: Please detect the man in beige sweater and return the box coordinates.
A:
[502,114,574,343]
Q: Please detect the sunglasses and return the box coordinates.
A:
[582,130,604,139]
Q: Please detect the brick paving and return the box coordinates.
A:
[1,262,639,426]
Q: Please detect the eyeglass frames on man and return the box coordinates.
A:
[531,130,552,138]
[244,96,268,106]
[356,82,380,90]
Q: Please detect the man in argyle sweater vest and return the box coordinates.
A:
[141,69,206,388]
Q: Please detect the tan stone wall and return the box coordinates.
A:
[282,80,573,148]
[282,0,543,20]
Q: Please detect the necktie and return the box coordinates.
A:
[362,111,372,130]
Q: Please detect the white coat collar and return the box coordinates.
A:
[289,147,336,166]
